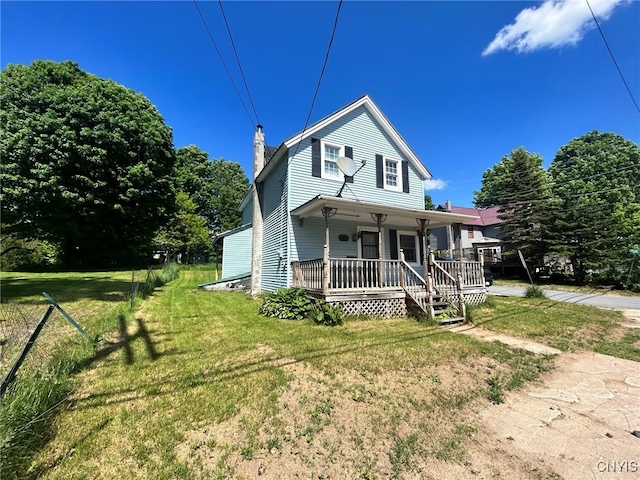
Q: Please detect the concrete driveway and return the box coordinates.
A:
[488,285,640,310]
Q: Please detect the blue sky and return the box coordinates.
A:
[2,0,638,208]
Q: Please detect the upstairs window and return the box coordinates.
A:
[321,141,343,180]
[324,144,341,178]
[376,154,408,192]
[385,159,399,189]
[467,225,474,238]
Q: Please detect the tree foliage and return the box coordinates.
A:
[174,145,248,234]
[154,192,210,264]
[474,147,554,266]
[0,60,176,267]
[424,194,435,210]
[547,131,640,285]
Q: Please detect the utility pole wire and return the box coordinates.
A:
[192,0,256,130]
[218,0,261,126]
[290,0,344,159]
[585,0,640,115]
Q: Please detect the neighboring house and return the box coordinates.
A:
[217,95,484,319]
[430,202,503,263]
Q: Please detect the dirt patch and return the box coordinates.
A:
[176,343,561,479]
[620,309,640,329]
[449,325,562,355]
[477,352,640,480]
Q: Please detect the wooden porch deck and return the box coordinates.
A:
[291,250,487,320]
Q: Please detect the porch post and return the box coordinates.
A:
[457,273,466,321]
[372,213,386,287]
[416,218,429,281]
[399,249,406,289]
[322,244,329,295]
[455,223,463,260]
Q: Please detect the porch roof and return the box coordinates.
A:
[291,195,478,229]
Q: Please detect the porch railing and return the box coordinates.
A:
[292,256,484,292]
[291,257,404,292]
[434,260,485,289]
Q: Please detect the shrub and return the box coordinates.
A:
[314,302,344,326]
[259,288,313,320]
[524,284,546,298]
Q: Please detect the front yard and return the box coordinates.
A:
[3,269,637,479]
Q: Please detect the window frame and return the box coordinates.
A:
[383,156,402,192]
[320,140,344,181]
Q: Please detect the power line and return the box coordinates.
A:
[217,0,261,126]
[192,0,256,130]
[290,0,344,159]
[585,0,640,115]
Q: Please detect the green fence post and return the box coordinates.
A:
[42,292,96,347]
[1,305,55,397]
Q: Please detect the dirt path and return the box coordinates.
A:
[449,318,640,480]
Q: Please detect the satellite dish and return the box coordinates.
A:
[336,156,358,177]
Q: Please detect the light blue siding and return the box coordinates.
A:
[261,157,289,291]
[287,106,425,214]
[241,198,253,225]
[222,226,252,278]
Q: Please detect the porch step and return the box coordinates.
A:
[437,316,465,326]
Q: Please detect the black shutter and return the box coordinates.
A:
[389,229,398,260]
[418,233,424,264]
[311,138,321,177]
[402,160,410,193]
[376,154,383,188]
[345,146,353,183]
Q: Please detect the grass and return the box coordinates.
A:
[3,269,632,478]
[0,265,179,480]
[493,277,640,297]
[472,296,640,361]
[0,270,557,479]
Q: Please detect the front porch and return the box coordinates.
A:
[292,250,487,322]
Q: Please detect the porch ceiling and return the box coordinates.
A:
[291,195,478,229]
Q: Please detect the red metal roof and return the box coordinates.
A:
[436,204,502,227]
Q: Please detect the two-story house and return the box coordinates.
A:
[216,95,485,319]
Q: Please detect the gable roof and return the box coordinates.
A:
[436,204,502,227]
[283,94,431,180]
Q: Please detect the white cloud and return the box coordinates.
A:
[483,0,627,56]
[423,178,448,191]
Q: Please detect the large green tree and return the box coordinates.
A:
[474,147,554,267]
[174,145,248,234]
[0,60,176,267]
[547,131,640,285]
[154,192,210,264]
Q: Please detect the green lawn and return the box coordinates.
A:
[3,269,636,479]
[471,296,640,361]
[11,270,554,480]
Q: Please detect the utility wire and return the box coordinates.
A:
[290,0,344,159]
[585,0,640,115]
[217,0,261,126]
[192,0,256,130]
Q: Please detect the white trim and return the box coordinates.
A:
[320,140,343,181]
[383,156,402,192]
[283,95,431,180]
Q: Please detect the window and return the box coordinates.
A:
[467,225,474,238]
[399,234,417,262]
[322,141,343,180]
[384,157,402,191]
